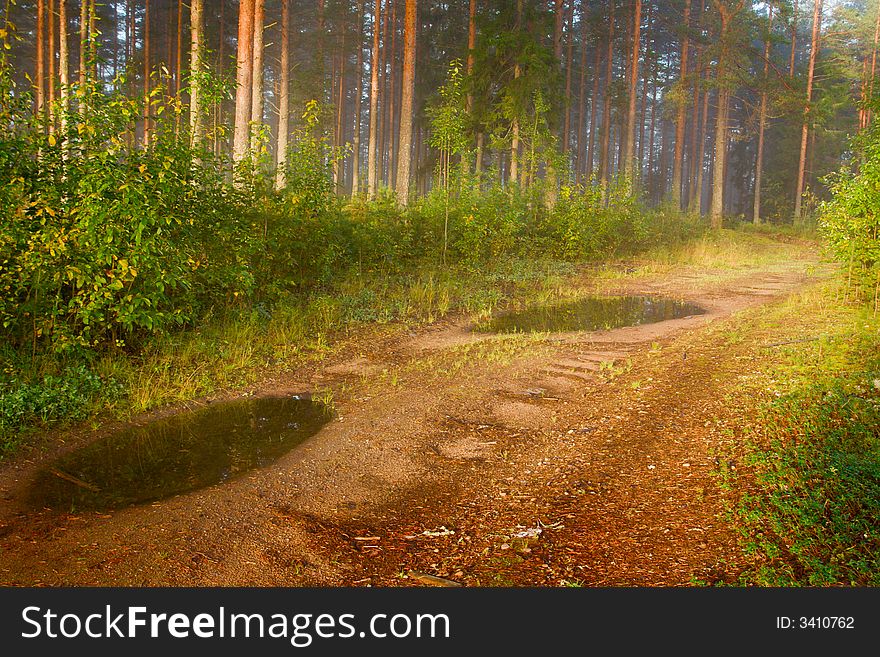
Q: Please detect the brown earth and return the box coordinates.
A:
[0,246,821,587]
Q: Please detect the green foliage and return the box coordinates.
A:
[820,106,880,306]
[729,315,880,586]
[539,177,648,259]
[0,365,123,454]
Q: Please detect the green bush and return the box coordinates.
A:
[820,104,880,306]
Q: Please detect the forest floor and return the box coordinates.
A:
[0,233,826,586]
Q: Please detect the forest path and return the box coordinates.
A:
[0,239,822,586]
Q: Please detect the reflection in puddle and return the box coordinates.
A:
[477,296,705,334]
[28,395,332,511]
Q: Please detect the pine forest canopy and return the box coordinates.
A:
[3,1,880,221]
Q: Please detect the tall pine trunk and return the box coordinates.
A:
[275,0,290,189]
[671,0,691,208]
[189,0,204,148]
[599,1,615,188]
[623,0,641,178]
[36,0,45,119]
[250,0,265,152]
[367,0,382,197]
[233,0,255,164]
[753,3,773,224]
[793,0,822,223]
[395,0,416,205]
[143,0,151,147]
[351,0,365,194]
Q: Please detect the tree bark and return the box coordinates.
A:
[789,0,798,77]
[753,3,773,224]
[623,0,641,178]
[709,0,746,228]
[79,0,87,90]
[671,0,691,209]
[575,1,588,182]
[275,0,290,188]
[48,0,55,132]
[143,0,151,147]
[395,0,416,205]
[250,0,265,152]
[510,0,523,187]
[587,32,601,179]
[36,0,45,119]
[350,0,365,194]
[466,0,476,113]
[562,1,573,156]
[58,0,69,140]
[175,0,183,99]
[793,0,822,223]
[189,0,204,148]
[232,0,255,164]
[599,1,615,187]
[867,3,880,125]
[367,0,382,197]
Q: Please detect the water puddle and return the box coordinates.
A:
[477,296,705,334]
[28,395,332,511]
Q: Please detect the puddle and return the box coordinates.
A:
[477,296,705,334]
[27,395,332,511]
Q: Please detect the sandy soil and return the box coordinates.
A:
[0,247,821,586]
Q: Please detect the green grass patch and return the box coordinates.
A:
[719,284,880,586]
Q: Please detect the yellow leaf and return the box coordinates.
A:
[139,164,147,174]
[48,134,56,147]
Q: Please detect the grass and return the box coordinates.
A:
[714,281,880,586]
[595,228,816,284]
[0,226,817,457]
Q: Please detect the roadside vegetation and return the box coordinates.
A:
[715,109,880,586]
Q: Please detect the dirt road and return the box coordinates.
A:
[0,242,821,586]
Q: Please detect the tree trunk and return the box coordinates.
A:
[575,2,588,182]
[189,0,204,148]
[351,0,365,194]
[753,3,773,224]
[562,1,573,157]
[789,0,798,77]
[36,0,45,119]
[378,0,390,183]
[793,0,822,223]
[233,0,255,164]
[709,0,746,228]
[367,0,382,197]
[334,21,346,192]
[275,0,290,188]
[250,0,265,152]
[58,0,69,141]
[623,0,641,178]
[867,3,880,125]
[79,0,87,90]
[599,1,615,187]
[48,0,55,132]
[671,0,691,209]
[467,0,481,179]
[647,57,658,196]
[510,0,523,187]
[466,0,476,113]
[587,35,601,179]
[88,0,95,84]
[143,0,151,147]
[395,0,416,205]
[693,78,710,214]
[175,0,183,99]
[638,3,653,180]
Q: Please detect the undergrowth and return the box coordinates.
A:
[718,283,880,586]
